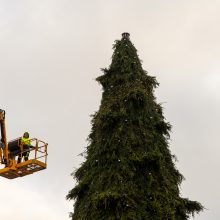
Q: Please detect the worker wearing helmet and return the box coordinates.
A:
[17,132,31,163]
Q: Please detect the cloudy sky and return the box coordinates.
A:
[0,0,219,219]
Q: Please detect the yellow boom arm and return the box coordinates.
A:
[0,109,9,164]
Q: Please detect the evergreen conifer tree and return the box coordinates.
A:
[67,33,203,220]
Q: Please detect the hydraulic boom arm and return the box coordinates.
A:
[0,109,9,164]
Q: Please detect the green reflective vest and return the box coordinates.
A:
[21,137,31,146]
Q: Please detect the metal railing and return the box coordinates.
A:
[0,138,48,168]
[18,138,48,164]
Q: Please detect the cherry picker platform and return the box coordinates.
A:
[0,109,48,179]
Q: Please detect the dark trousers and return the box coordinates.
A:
[17,145,30,163]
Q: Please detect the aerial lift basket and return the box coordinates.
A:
[0,139,48,179]
[0,109,48,179]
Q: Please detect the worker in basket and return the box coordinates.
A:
[17,132,33,163]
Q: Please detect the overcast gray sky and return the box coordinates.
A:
[0,0,219,219]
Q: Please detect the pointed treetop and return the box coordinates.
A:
[97,32,159,90]
[122,32,130,40]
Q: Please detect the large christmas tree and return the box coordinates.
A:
[67,33,203,220]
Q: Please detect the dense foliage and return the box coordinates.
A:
[67,33,203,220]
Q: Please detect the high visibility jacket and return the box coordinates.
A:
[21,137,31,146]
